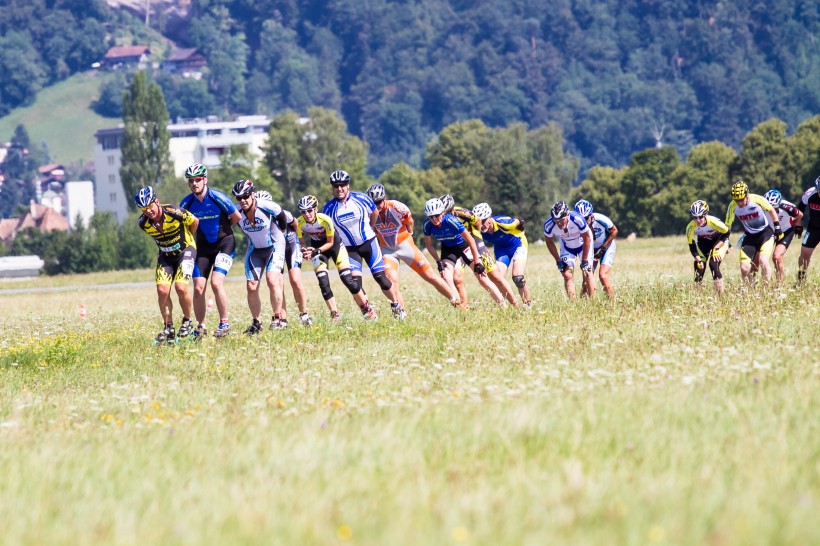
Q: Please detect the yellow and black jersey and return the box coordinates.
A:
[686,214,730,258]
[451,206,483,238]
[138,204,197,256]
[297,212,336,245]
[725,194,774,235]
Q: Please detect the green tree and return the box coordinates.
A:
[729,119,794,196]
[263,107,368,207]
[617,147,681,237]
[120,71,172,209]
[570,166,628,227]
[118,213,155,270]
[786,115,820,195]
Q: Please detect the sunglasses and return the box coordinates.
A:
[140,204,154,213]
[236,193,254,200]
[187,176,206,183]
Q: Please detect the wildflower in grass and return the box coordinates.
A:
[451,527,470,542]
[336,524,352,540]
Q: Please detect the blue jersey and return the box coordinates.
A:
[180,188,238,244]
[322,191,377,246]
[423,213,467,245]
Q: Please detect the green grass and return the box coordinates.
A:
[0,239,817,545]
[0,71,116,166]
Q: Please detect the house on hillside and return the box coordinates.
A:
[162,48,207,78]
[0,201,69,249]
[103,45,150,70]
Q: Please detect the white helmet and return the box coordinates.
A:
[424,198,445,217]
[366,183,386,202]
[472,202,492,220]
[254,190,272,201]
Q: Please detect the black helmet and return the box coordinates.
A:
[329,170,351,186]
[551,200,569,220]
[232,179,255,198]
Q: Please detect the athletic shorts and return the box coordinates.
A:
[284,232,303,271]
[595,241,617,268]
[738,226,774,263]
[193,235,236,279]
[440,241,474,267]
[245,246,284,281]
[310,237,352,272]
[558,239,594,269]
[696,239,729,262]
[469,233,496,272]
[156,246,196,286]
[382,238,431,274]
[801,229,820,249]
[346,237,386,274]
[494,244,528,268]
[776,228,796,249]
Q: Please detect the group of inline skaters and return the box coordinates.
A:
[686,178,820,294]
[133,163,820,343]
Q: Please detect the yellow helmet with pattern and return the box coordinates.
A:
[731,180,749,200]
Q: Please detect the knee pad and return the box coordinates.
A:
[372,270,392,291]
[512,275,526,288]
[316,271,334,300]
[340,269,361,294]
[709,259,723,280]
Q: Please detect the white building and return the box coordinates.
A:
[66,181,95,230]
[94,115,272,223]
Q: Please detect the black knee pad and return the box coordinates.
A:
[709,259,723,280]
[373,271,392,291]
[316,271,334,300]
[512,275,526,288]
[340,269,361,294]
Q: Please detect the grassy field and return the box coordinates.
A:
[0,71,116,166]
[0,238,817,545]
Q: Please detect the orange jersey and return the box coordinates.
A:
[373,200,413,247]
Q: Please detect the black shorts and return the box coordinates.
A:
[440,241,474,265]
[284,234,302,271]
[156,246,196,286]
[193,235,236,279]
[801,229,820,249]
[777,229,796,249]
[740,226,773,259]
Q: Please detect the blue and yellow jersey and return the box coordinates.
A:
[451,206,483,239]
[482,215,527,249]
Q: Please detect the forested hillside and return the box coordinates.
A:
[1,0,819,177]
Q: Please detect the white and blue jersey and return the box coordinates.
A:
[322,192,377,247]
[180,188,237,244]
[544,211,593,266]
[588,212,616,267]
[238,198,286,251]
[423,214,468,245]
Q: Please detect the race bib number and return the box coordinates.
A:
[214,252,234,272]
[180,259,195,277]
[463,248,474,261]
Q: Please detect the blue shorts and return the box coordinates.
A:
[346,237,386,274]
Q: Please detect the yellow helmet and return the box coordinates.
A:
[731,181,749,200]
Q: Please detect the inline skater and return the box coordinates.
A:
[367,183,462,310]
[794,176,820,284]
[543,200,595,300]
[685,200,731,294]
[725,181,779,284]
[232,180,289,335]
[763,189,802,284]
[297,194,371,320]
[423,198,507,306]
[573,200,618,298]
[255,190,312,327]
[443,195,518,306]
[136,186,199,344]
[322,170,406,320]
[180,163,241,339]
[472,202,532,306]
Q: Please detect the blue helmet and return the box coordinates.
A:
[135,186,156,208]
[763,189,782,207]
[574,199,593,217]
